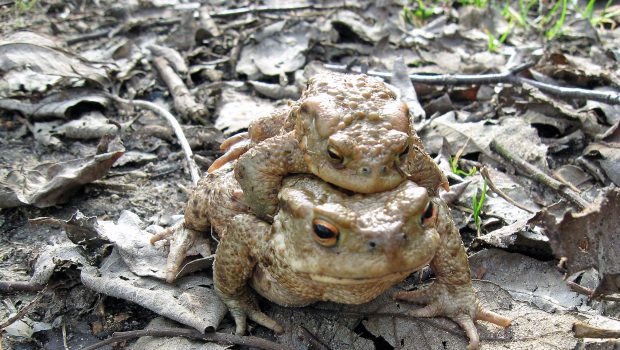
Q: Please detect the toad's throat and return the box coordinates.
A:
[308,270,412,285]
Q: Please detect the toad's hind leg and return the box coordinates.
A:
[394,198,511,350]
[214,214,283,335]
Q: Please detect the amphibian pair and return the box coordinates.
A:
[153,72,510,350]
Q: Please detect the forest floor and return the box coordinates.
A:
[1,1,620,349]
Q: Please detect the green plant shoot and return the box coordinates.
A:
[472,181,488,234]
[449,156,477,177]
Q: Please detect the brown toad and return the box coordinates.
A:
[151,162,510,350]
[208,72,448,219]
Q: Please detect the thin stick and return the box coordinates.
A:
[325,62,534,86]
[324,63,620,105]
[513,76,620,105]
[573,322,620,338]
[480,167,536,213]
[0,280,44,293]
[298,326,331,350]
[79,327,294,350]
[489,139,589,210]
[107,94,200,185]
[566,281,620,302]
[211,4,354,17]
[0,286,48,330]
[151,55,210,125]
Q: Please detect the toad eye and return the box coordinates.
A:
[420,202,437,226]
[312,219,339,247]
[327,146,343,163]
[399,145,410,158]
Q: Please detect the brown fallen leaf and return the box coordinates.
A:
[0,150,123,208]
[540,187,620,296]
[81,249,227,334]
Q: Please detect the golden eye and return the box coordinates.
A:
[312,219,339,247]
[399,145,410,158]
[327,146,343,163]
[420,202,437,226]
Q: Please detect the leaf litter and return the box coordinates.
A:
[1,0,620,349]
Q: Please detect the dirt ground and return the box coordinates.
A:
[1,1,620,349]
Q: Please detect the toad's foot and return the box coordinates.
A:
[208,138,251,173]
[394,282,511,350]
[150,221,209,283]
[216,287,284,335]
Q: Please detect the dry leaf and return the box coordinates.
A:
[81,249,227,333]
[0,150,124,208]
[540,187,620,295]
[0,32,110,97]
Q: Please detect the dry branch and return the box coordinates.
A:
[489,140,589,210]
[0,280,45,293]
[211,4,354,17]
[0,286,48,330]
[79,327,295,350]
[324,63,620,105]
[152,56,210,125]
[106,94,201,185]
[480,167,536,213]
[298,326,332,350]
[573,322,620,339]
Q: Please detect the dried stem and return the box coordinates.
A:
[324,63,620,105]
[0,280,45,293]
[567,281,620,302]
[298,326,331,350]
[211,4,355,17]
[573,322,620,338]
[479,167,536,213]
[80,327,294,350]
[151,55,210,125]
[0,286,48,330]
[489,139,589,210]
[107,94,200,185]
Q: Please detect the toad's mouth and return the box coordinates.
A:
[308,270,411,285]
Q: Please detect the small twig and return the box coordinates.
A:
[0,280,45,293]
[324,63,620,105]
[480,167,536,213]
[325,62,534,86]
[513,76,620,105]
[573,321,620,339]
[106,94,200,185]
[65,18,181,46]
[79,327,294,350]
[62,321,69,350]
[65,29,111,45]
[489,139,589,210]
[298,326,331,350]
[211,4,353,17]
[0,286,48,330]
[152,55,210,125]
[567,281,620,302]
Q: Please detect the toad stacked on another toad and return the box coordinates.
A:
[209,72,448,219]
[152,72,511,350]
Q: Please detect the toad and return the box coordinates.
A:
[208,72,448,219]
[151,162,510,350]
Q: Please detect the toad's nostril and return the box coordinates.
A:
[360,167,371,175]
[368,241,377,249]
[380,165,388,174]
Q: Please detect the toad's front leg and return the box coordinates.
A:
[214,214,283,335]
[394,198,511,350]
[235,132,308,220]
